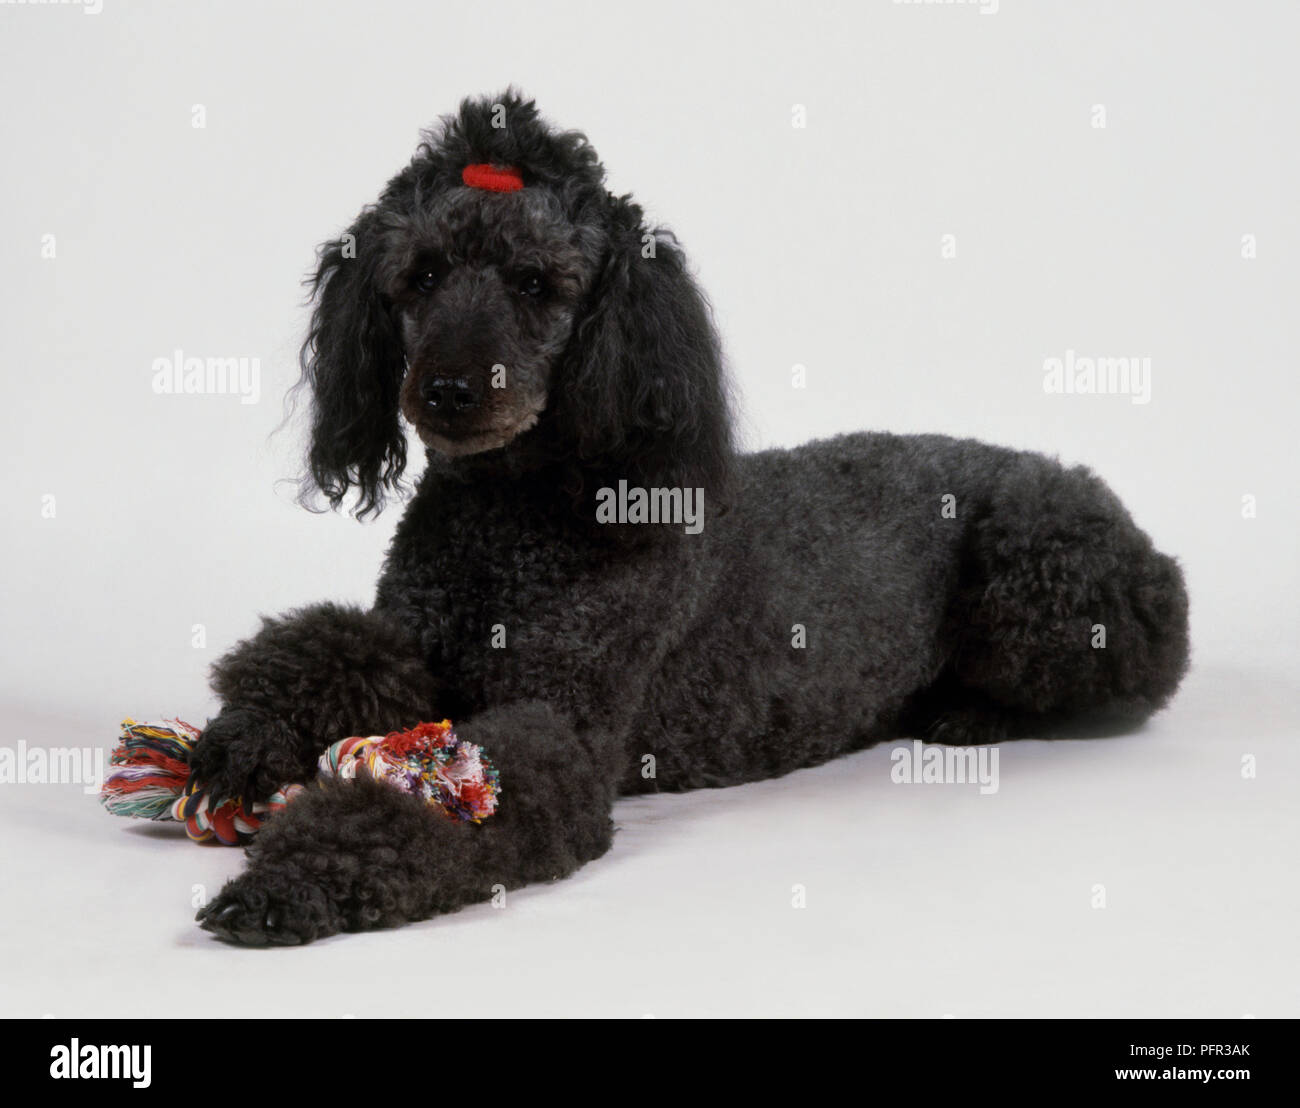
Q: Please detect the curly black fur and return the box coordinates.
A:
[192,90,1190,945]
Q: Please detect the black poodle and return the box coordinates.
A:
[192,91,1189,945]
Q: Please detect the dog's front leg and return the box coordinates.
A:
[196,701,622,945]
[188,602,438,802]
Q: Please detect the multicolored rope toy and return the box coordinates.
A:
[101,717,500,845]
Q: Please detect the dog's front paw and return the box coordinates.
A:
[196,871,341,947]
[188,708,310,803]
[195,777,461,945]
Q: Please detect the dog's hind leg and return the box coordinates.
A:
[196,700,623,945]
[905,455,1190,743]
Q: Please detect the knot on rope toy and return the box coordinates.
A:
[101,717,500,846]
[318,720,500,823]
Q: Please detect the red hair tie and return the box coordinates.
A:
[462,163,524,192]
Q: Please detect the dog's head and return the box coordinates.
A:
[300,90,732,517]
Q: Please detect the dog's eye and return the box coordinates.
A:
[413,269,440,294]
[518,273,545,298]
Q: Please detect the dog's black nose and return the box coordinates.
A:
[422,376,479,414]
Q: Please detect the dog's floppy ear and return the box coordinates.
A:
[558,212,733,498]
[299,210,406,518]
